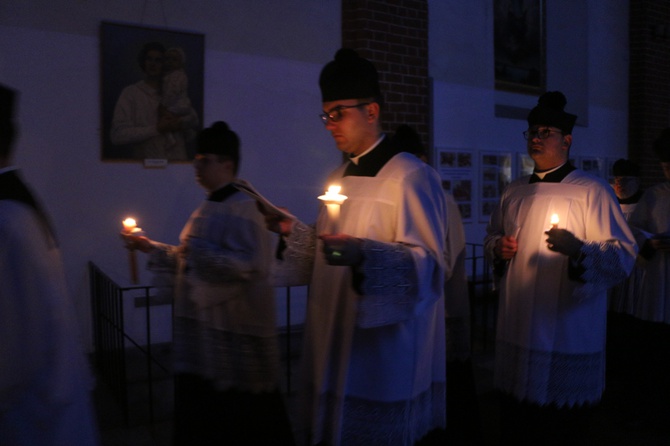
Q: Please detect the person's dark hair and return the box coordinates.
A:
[392,124,426,159]
[653,127,670,162]
[197,121,240,174]
[612,158,640,177]
[137,41,166,71]
[0,84,17,160]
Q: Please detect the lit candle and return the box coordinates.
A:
[123,217,137,233]
[122,217,141,284]
[318,185,348,234]
[122,217,143,234]
[550,213,559,229]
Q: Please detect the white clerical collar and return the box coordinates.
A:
[0,166,17,175]
[534,162,566,180]
[349,134,385,165]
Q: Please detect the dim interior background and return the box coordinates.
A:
[0,0,629,350]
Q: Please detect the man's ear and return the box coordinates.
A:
[367,102,380,121]
[562,134,572,150]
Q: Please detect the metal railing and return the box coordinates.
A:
[89,261,301,425]
[465,243,498,351]
[89,262,170,425]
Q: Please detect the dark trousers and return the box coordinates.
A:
[173,373,295,446]
[446,359,483,445]
[605,313,670,430]
[499,393,595,446]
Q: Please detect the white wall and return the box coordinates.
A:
[0,1,341,348]
[0,0,630,348]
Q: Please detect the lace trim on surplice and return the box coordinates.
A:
[577,240,633,288]
[173,316,280,393]
[315,382,446,446]
[270,220,315,287]
[354,239,419,327]
[494,340,605,407]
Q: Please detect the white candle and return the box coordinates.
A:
[122,217,141,284]
[550,213,559,229]
[318,185,348,234]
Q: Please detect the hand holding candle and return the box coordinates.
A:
[318,185,347,234]
[545,213,583,257]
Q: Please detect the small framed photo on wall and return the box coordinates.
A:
[479,151,512,222]
[100,21,205,163]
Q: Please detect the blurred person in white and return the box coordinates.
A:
[484,91,637,446]
[605,158,646,425]
[121,121,294,445]
[0,83,99,445]
[393,124,481,445]
[608,158,644,313]
[621,128,670,431]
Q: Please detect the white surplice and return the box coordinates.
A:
[0,196,99,445]
[628,182,670,322]
[484,170,637,407]
[281,152,447,445]
[147,188,281,393]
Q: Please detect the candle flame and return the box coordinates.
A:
[318,185,348,204]
[123,217,141,234]
[550,214,559,226]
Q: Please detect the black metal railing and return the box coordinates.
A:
[89,262,170,425]
[465,243,498,351]
[89,261,301,425]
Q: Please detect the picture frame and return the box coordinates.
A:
[579,156,606,179]
[479,151,512,222]
[437,149,475,223]
[100,21,205,163]
[494,0,546,94]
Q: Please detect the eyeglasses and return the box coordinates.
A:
[319,102,371,125]
[523,128,563,140]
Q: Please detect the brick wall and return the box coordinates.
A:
[630,0,670,187]
[341,0,430,154]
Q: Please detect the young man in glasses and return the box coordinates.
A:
[484,91,637,445]
[266,48,448,445]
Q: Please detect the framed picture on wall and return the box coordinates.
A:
[100,21,205,163]
[437,149,475,223]
[579,156,606,179]
[480,151,512,223]
[494,0,546,94]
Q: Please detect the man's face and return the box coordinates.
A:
[193,154,233,192]
[611,176,640,200]
[143,50,164,78]
[525,125,571,171]
[321,100,374,156]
